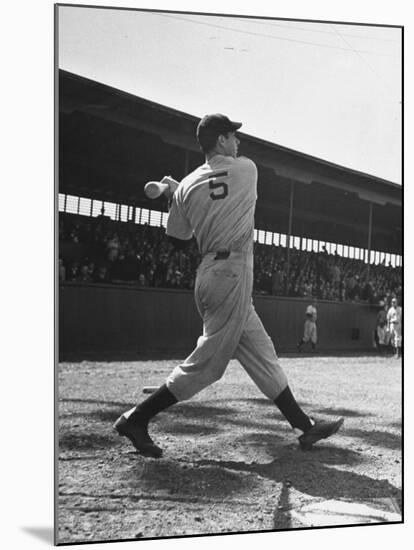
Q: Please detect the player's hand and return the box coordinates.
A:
[161,176,179,199]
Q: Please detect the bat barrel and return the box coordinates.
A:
[144,181,169,199]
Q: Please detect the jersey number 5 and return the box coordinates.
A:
[209,178,228,200]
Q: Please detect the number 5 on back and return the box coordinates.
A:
[209,174,228,200]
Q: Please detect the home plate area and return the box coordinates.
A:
[289,497,401,527]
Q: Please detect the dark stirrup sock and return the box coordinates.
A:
[274,386,313,433]
[127,384,178,424]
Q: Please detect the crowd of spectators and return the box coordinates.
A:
[59,213,402,305]
[253,242,402,305]
[59,214,199,291]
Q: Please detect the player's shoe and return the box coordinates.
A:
[298,417,344,451]
[113,415,163,458]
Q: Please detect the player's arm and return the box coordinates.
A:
[166,187,193,242]
[236,156,258,197]
[163,176,179,199]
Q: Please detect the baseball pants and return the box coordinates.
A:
[166,251,288,401]
[389,322,402,347]
[376,326,388,346]
[303,320,317,344]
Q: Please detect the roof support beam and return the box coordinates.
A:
[366,202,373,272]
[285,180,295,295]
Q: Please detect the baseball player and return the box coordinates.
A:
[375,301,388,354]
[297,301,318,352]
[114,114,343,457]
[387,297,402,358]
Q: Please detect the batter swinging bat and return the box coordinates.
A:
[144,176,179,199]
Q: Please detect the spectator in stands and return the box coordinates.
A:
[67,261,80,281]
[303,279,313,298]
[58,213,402,306]
[346,274,360,301]
[77,264,93,283]
[59,258,66,282]
[87,261,95,280]
[69,223,81,243]
[109,252,127,282]
[330,260,341,286]
[361,277,375,304]
[107,232,120,262]
[138,273,147,287]
[93,265,110,283]
[271,266,285,296]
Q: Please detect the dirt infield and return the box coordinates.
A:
[57,356,402,544]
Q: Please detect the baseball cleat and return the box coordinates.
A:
[113,415,163,458]
[298,417,344,451]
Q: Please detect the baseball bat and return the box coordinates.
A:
[144,181,170,199]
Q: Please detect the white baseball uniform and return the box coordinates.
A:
[387,305,402,348]
[165,154,288,401]
[303,305,317,344]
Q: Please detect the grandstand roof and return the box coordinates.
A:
[58,70,402,254]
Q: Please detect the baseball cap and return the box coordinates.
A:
[196,113,242,143]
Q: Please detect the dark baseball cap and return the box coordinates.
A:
[196,113,242,143]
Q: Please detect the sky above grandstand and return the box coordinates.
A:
[58,5,402,185]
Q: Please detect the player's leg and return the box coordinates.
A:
[114,253,250,456]
[389,326,396,358]
[310,322,317,351]
[166,254,252,400]
[393,326,402,358]
[114,384,177,457]
[234,305,343,449]
[377,326,386,354]
[234,306,311,431]
[300,319,312,350]
[297,320,307,351]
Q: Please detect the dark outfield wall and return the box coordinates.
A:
[59,283,378,360]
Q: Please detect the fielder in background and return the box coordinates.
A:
[298,301,318,352]
[387,297,402,359]
[114,114,343,458]
[375,301,389,354]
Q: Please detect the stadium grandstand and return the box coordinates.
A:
[58,70,402,359]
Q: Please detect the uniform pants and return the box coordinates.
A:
[303,319,317,344]
[376,325,388,346]
[389,322,402,348]
[166,252,288,401]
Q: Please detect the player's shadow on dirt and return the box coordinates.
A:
[60,409,125,423]
[162,404,288,434]
[208,397,314,410]
[191,446,401,507]
[170,403,238,418]
[59,432,115,451]
[133,457,260,500]
[312,406,375,418]
[162,422,219,436]
[344,428,401,450]
[61,400,283,434]
[61,398,132,408]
